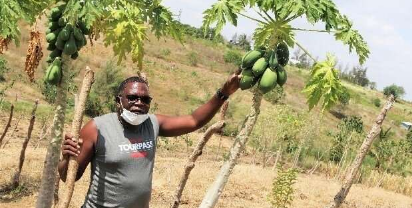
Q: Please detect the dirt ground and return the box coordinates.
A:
[1,140,412,208]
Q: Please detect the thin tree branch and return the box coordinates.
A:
[171,101,229,208]
[239,13,266,24]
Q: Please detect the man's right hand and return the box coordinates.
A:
[61,134,82,159]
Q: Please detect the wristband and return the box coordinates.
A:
[216,88,229,101]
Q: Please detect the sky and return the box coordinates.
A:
[162,0,412,101]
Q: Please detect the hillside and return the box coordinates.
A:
[1,22,412,208]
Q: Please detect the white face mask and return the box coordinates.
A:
[119,102,149,126]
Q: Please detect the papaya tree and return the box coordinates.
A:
[1,0,181,207]
[199,0,369,207]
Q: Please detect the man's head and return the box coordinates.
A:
[115,76,151,115]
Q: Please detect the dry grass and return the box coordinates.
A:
[2,141,412,208]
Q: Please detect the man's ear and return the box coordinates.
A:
[115,96,121,106]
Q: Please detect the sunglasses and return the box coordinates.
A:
[120,95,152,105]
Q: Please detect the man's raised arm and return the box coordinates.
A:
[157,71,241,137]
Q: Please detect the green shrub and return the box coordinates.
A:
[160,48,171,56]
[268,166,298,208]
[383,84,405,100]
[186,51,199,66]
[85,92,104,117]
[85,60,123,117]
[223,50,242,66]
[40,80,57,104]
[372,98,381,107]
[263,86,285,104]
[0,57,10,81]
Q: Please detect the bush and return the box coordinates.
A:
[338,89,350,106]
[85,92,104,117]
[223,50,242,66]
[85,61,123,117]
[268,166,298,208]
[40,79,57,104]
[372,98,381,107]
[0,57,10,81]
[186,51,199,66]
[383,84,405,100]
[263,86,285,104]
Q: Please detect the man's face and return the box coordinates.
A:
[117,82,151,114]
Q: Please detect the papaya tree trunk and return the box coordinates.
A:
[171,101,228,208]
[0,103,14,146]
[325,95,395,208]
[12,100,38,188]
[58,68,94,208]
[199,89,262,208]
[36,55,70,208]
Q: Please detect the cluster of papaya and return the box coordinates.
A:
[239,42,289,94]
[44,3,90,85]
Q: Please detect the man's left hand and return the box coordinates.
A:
[221,69,242,96]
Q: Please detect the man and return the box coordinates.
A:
[58,71,241,208]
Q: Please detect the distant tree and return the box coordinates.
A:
[383,84,405,100]
[350,65,369,87]
[369,82,377,90]
[237,34,251,51]
[229,33,251,51]
[292,48,311,69]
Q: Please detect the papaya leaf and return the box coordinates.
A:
[334,16,369,64]
[302,54,346,111]
[0,0,51,45]
[202,0,244,37]
[253,20,294,48]
[102,1,148,69]
[144,0,182,42]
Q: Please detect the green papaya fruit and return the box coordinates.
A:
[252,57,268,77]
[75,35,85,49]
[46,56,53,64]
[240,69,257,90]
[45,28,51,34]
[63,34,77,55]
[71,51,79,60]
[46,64,61,85]
[47,43,56,51]
[276,42,289,67]
[45,57,62,85]
[50,8,62,21]
[58,17,66,27]
[258,68,277,94]
[48,21,60,31]
[46,33,57,44]
[268,50,278,69]
[49,49,62,59]
[78,21,91,35]
[241,50,263,69]
[73,27,83,41]
[276,65,287,86]
[53,57,62,66]
[44,65,53,80]
[65,24,73,33]
[55,37,65,50]
[57,28,70,41]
